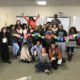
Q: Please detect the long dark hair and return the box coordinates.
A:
[69,27,77,34]
[1,27,7,33]
[29,17,35,22]
[22,23,28,29]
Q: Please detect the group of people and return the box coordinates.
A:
[0,14,78,74]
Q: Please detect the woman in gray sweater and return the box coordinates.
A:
[35,47,51,74]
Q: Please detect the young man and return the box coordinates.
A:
[31,40,42,61]
[51,14,61,25]
[56,24,67,63]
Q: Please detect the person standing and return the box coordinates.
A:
[66,27,78,61]
[0,27,11,64]
[56,24,67,63]
[23,14,40,29]
[51,14,61,25]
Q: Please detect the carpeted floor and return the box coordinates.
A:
[0,48,80,80]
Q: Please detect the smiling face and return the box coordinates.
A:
[51,43,55,49]
[49,24,52,30]
[3,28,7,33]
[16,20,21,25]
[71,28,75,33]
[11,25,15,30]
[41,47,46,53]
[59,24,63,30]
[18,25,21,29]
[24,44,27,48]
[54,14,57,19]
[23,43,28,48]
[53,24,57,29]
[43,24,46,29]
[36,41,40,46]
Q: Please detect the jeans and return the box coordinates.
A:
[56,42,66,58]
[12,43,19,55]
[35,62,51,72]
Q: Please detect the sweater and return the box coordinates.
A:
[20,46,31,61]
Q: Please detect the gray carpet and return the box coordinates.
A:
[0,48,80,80]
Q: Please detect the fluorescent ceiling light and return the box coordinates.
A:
[37,0,47,5]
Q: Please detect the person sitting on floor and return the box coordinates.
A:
[35,47,51,74]
[49,43,62,70]
[20,42,31,63]
[31,40,42,61]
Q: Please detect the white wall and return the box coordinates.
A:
[1,6,80,29]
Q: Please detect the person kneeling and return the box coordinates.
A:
[49,43,62,70]
[35,47,51,74]
[20,42,31,63]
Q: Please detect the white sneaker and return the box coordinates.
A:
[44,69,50,74]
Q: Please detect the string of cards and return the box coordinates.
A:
[12,33,80,42]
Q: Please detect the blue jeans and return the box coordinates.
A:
[27,39,33,48]
[35,62,51,72]
[12,43,19,55]
[56,42,66,58]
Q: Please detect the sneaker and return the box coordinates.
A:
[35,68,41,72]
[44,69,50,75]
[62,58,66,63]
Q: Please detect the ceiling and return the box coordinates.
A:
[0,0,80,7]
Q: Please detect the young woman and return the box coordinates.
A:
[40,24,47,47]
[32,27,41,45]
[49,43,62,70]
[16,20,21,26]
[35,47,51,74]
[23,14,39,29]
[45,24,53,53]
[16,24,23,55]
[11,25,19,59]
[66,27,78,61]
[52,24,58,35]
[16,24,23,35]
[20,42,31,63]
[22,24,29,43]
[0,27,11,64]
[31,40,42,61]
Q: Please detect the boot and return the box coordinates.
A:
[70,54,74,61]
[67,54,73,62]
[62,58,66,63]
[67,54,71,61]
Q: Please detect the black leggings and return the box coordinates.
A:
[51,59,58,70]
[1,45,10,62]
[66,47,74,53]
